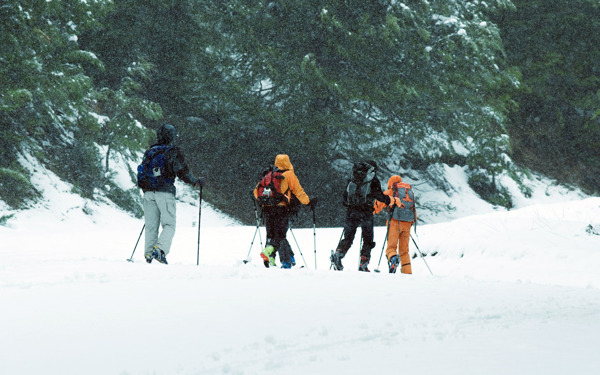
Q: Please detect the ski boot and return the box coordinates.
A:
[389,255,399,274]
[152,247,168,265]
[260,245,276,268]
[358,256,370,272]
[144,253,153,264]
[330,250,344,271]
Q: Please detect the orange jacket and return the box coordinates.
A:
[374,175,417,223]
[253,154,311,206]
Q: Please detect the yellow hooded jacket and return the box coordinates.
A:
[253,154,310,206]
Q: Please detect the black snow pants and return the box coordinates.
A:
[262,205,294,264]
[337,209,376,260]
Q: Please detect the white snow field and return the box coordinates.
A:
[1,165,600,374]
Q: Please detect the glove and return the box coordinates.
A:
[194,177,205,188]
[392,197,404,207]
[309,197,319,208]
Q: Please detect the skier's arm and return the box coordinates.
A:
[171,148,199,185]
[286,172,310,205]
[342,184,349,207]
[371,178,391,205]
[374,190,394,214]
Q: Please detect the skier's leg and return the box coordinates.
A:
[155,192,177,256]
[338,211,359,255]
[143,192,160,258]
[398,221,413,274]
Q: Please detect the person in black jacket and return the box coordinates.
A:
[140,124,204,264]
[331,160,391,272]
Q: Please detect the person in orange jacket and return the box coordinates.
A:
[253,154,315,268]
[374,175,417,274]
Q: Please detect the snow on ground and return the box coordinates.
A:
[1,164,600,375]
[406,164,588,223]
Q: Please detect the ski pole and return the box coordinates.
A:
[311,203,317,270]
[244,226,261,263]
[330,230,345,270]
[374,214,392,273]
[196,186,203,266]
[127,224,145,262]
[243,194,264,264]
[410,234,433,275]
[254,197,264,249]
[358,234,363,270]
[288,226,308,268]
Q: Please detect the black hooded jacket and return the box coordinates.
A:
[342,176,390,213]
[143,124,198,194]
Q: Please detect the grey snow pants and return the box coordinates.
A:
[143,191,176,256]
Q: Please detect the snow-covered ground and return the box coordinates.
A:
[1,163,600,375]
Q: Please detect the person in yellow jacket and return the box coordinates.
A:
[374,175,417,274]
[253,154,315,268]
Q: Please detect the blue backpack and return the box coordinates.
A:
[137,145,174,190]
[391,182,416,223]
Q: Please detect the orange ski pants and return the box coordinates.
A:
[386,220,412,274]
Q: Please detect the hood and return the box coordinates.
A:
[387,175,403,189]
[274,154,293,171]
[157,124,178,145]
[364,160,378,171]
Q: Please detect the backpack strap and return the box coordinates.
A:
[276,168,290,199]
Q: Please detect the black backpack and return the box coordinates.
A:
[137,145,174,190]
[344,162,375,206]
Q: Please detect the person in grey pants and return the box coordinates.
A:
[140,124,204,264]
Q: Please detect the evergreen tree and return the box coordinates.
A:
[82,0,202,116]
[0,0,105,204]
[95,60,161,174]
[180,0,519,223]
[1,0,159,207]
[494,0,600,191]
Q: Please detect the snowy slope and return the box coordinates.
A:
[1,164,600,375]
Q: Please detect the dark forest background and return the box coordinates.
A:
[1,0,599,226]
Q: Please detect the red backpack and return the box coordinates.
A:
[391,182,416,223]
[256,167,289,207]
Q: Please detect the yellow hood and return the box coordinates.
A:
[387,175,403,189]
[275,154,294,171]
